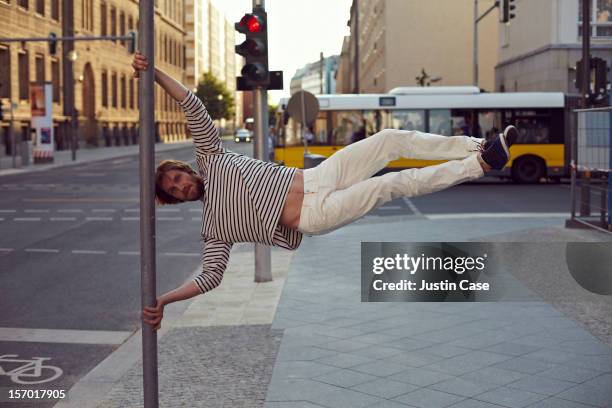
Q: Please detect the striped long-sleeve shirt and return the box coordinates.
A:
[178,91,303,294]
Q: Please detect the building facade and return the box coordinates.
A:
[0,0,187,159]
[344,0,499,94]
[290,55,339,95]
[495,0,612,95]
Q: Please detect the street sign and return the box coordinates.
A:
[287,91,319,125]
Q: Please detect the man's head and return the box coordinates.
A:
[155,160,204,205]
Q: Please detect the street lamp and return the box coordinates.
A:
[67,49,78,62]
[66,49,78,161]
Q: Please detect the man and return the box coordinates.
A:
[134,53,518,330]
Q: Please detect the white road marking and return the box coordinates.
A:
[118,251,140,255]
[50,217,77,221]
[125,209,139,212]
[158,217,183,221]
[162,252,200,257]
[380,205,403,210]
[158,208,180,212]
[121,217,140,221]
[0,218,3,221]
[189,208,202,212]
[425,212,569,220]
[25,248,60,253]
[0,248,14,252]
[24,209,50,213]
[92,209,116,213]
[402,197,423,216]
[0,327,132,345]
[86,217,113,221]
[14,217,41,221]
[58,209,83,213]
[72,250,107,254]
[191,217,201,221]
[0,210,16,213]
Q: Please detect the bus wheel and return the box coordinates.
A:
[512,156,545,184]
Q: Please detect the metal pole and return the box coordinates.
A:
[10,104,16,168]
[473,0,478,87]
[582,0,591,109]
[62,0,75,168]
[71,108,77,161]
[354,0,360,93]
[320,52,324,94]
[138,2,158,407]
[609,84,612,229]
[253,0,272,283]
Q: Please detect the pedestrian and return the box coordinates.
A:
[133,53,518,330]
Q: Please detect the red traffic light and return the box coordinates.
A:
[238,13,264,33]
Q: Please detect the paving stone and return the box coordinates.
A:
[483,342,542,357]
[460,367,526,386]
[492,357,557,374]
[506,374,575,396]
[307,387,385,408]
[393,388,465,408]
[314,351,375,369]
[527,397,599,408]
[350,378,419,399]
[365,400,416,408]
[536,365,605,383]
[556,382,612,407]
[381,350,445,367]
[389,367,454,387]
[271,361,340,380]
[474,386,546,408]
[266,402,327,408]
[350,360,408,377]
[446,400,506,408]
[312,368,378,388]
[428,377,499,398]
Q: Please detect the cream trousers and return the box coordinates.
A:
[296,129,485,236]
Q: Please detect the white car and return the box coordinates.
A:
[235,129,252,143]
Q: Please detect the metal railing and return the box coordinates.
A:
[569,107,612,233]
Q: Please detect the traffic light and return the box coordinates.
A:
[235,5,269,88]
[48,32,57,55]
[500,0,516,23]
[127,31,138,54]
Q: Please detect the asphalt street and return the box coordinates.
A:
[0,139,574,406]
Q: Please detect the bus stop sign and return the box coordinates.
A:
[287,90,319,125]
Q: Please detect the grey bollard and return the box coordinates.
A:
[304,153,326,169]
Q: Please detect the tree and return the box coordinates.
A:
[268,103,278,126]
[195,72,235,121]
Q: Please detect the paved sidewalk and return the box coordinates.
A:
[53,216,612,408]
[0,140,194,177]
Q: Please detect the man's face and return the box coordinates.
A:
[161,169,203,202]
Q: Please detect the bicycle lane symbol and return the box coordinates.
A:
[0,354,63,385]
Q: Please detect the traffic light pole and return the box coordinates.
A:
[138,2,159,407]
[252,0,272,283]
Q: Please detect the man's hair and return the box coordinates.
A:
[155,159,197,206]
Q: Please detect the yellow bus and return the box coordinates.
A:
[274,87,569,183]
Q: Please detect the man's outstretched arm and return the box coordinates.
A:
[142,237,233,330]
[132,53,223,156]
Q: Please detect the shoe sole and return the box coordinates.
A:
[500,127,513,157]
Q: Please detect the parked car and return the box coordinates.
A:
[235,128,252,143]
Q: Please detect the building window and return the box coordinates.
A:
[0,47,10,99]
[51,0,59,20]
[129,77,134,109]
[119,11,125,46]
[51,59,60,103]
[128,15,133,32]
[101,70,108,107]
[111,72,117,107]
[110,6,117,42]
[35,54,44,84]
[579,0,612,37]
[18,51,29,100]
[81,0,93,30]
[18,0,28,9]
[120,75,126,108]
[100,3,107,36]
[36,0,44,15]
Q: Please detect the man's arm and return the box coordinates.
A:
[132,53,223,156]
[142,237,233,330]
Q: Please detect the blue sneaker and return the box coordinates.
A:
[481,125,518,170]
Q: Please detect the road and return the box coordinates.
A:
[0,139,572,406]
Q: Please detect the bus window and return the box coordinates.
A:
[505,109,551,144]
[331,111,362,146]
[429,109,480,137]
[363,110,384,135]
[389,110,426,132]
[478,110,501,143]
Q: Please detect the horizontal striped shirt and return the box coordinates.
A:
[179,91,303,294]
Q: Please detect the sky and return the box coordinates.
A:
[210,0,353,104]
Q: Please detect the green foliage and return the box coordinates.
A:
[195,72,235,120]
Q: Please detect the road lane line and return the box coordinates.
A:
[14,217,42,221]
[402,197,423,216]
[0,327,132,345]
[50,217,77,221]
[380,205,403,210]
[24,209,50,213]
[92,209,116,213]
[58,209,83,213]
[0,248,14,252]
[121,217,140,221]
[72,250,107,254]
[425,212,569,220]
[0,210,16,213]
[118,251,140,255]
[162,252,201,257]
[125,209,139,212]
[25,248,60,253]
[158,217,183,221]
[86,217,114,221]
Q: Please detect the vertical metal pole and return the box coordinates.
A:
[473,0,478,87]
[71,109,77,161]
[581,0,591,109]
[253,0,272,283]
[608,85,612,229]
[138,2,158,407]
[320,52,324,94]
[10,103,16,168]
[354,0,360,93]
[62,0,76,164]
